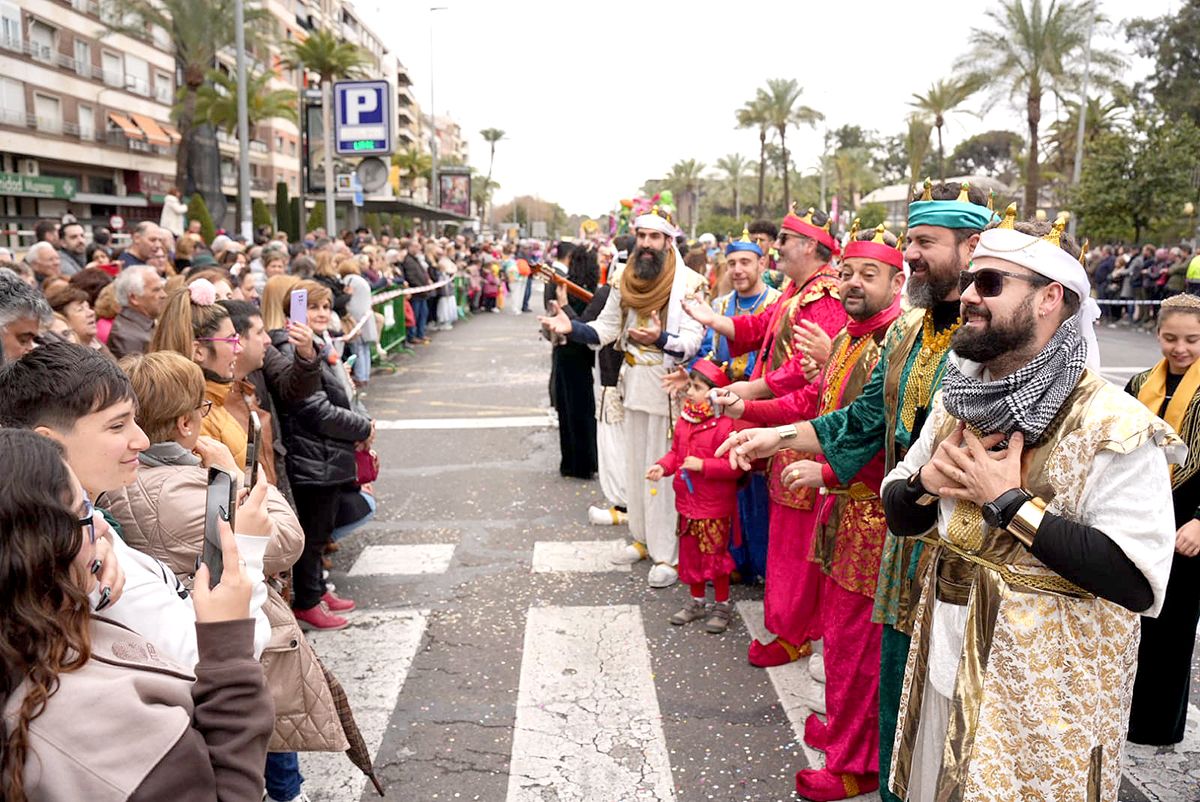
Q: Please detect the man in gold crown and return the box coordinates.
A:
[876,212,1178,801]
[540,208,708,588]
[685,206,846,669]
[719,181,990,801]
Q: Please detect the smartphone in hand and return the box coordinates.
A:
[202,466,238,588]
[244,411,261,491]
[289,288,308,326]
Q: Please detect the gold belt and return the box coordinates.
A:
[916,535,1093,600]
[624,350,663,366]
[819,481,877,501]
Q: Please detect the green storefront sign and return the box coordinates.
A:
[0,172,77,199]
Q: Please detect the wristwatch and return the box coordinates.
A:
[906,467,939,506]
[982,487,1033,529]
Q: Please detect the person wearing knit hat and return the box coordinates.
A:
[684,206,846,669]
[540,207,708,588]
[718,181,994,802]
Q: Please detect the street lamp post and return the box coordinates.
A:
[429,6,447,213]
[1067,1,1095,239]
[234,0,252,241]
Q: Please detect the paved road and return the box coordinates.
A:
[293,308,1198,802]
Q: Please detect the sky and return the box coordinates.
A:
[356,0,1175,219]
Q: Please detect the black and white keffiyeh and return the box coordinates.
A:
[940,316,1088,442]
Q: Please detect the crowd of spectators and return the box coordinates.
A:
[1086,241,1200,327]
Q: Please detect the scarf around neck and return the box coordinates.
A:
[619,247,676,319]
[681,397,715,424]
[940,315,1088,442]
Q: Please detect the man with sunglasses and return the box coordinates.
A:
[683,206,846,668]
[874,210,1178,801]
[718,181,991,800]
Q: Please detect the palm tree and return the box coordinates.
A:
[665,159,706,238]
[715,154,750,220]
[736,96,771,218]
[479,127,505,227]
[759,78,823,210]
[391,147,432,196]
[904,115,934,191]
[194,68,297,135]
[102,0,269,193]
[832,147,877,212]
[471,173,500,220]
[282,29,371,234]
[909,76,984,181]
[962,0,1123,214]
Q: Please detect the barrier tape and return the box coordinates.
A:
[1094,298,1164,306]
[370,278,451,306]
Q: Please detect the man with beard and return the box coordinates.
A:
[691,230,780,581]
[684,207,846,669]
[773,222,906,800]
[879,211,1177,802]
[718,181,991,801]
[540,208,707,587]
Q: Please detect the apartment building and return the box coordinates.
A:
[0,0,179,242]
[420,112,468,164]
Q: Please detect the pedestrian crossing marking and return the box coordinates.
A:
[300,609,429,801]
[348,544,456,576]
[531,540,633,573]
[506,605,676,801]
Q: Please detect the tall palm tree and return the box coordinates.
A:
[282,29,371,234]
[194,68,297,135]
[715,154,749,220]
[391,147,432,195]
[479,127,505,227]
[832,147,876,212]
[759,78,823,210]
[666,159,706,238]
[736,96,771,218]
[904,114,934,191]
[962,0,1123,214]
[102,0,269,193]
[909,75,984,181]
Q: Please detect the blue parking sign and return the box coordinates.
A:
[334,79,392,156]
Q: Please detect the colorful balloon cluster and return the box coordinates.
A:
[614,191,676,235]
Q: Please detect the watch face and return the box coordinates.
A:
[981,503,1002,529]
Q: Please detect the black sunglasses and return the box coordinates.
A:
[959,268,1050,298]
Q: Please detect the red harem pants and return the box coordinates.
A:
[762,501,824,646]
[821,574,882,775]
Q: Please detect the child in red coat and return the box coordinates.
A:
[646,358,744,633]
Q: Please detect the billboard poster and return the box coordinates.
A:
[438,170,471,217]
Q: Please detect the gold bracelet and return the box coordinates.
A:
[1006,497,1047,548]
[776,424,798,441]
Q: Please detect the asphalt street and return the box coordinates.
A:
[294,302,1198,802]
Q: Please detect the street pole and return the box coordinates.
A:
[1068,2,1094,239]
[296,63,307,244]
[234,0,252,241]
[323,79,335,236]
[818,129,829,213]
[429,7,446,216]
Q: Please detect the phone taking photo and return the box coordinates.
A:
[201,466,237,588]
[289,288,309,326]
[244,411,261,490]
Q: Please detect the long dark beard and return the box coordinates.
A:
[632,246,665,280]
[951,294,1037,363]
[906,251,961,309]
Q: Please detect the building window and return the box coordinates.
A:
[101,50,122,87]
[124,54,149,96]
[33,93,61,134]
[0,77,24,126]
[74,39,91,77]
[0,3,19,52]
[154,71,172,104]
[78,103,94,140]
[28,20,56,64]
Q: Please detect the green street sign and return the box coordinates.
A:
[0,172,77,199]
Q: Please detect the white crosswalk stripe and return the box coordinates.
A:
[506,605,676,801]
[300,609,429,801]
[531,540,632,573]
[348,543,456,575]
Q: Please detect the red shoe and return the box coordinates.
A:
[748,637,811,667]
[804,712,828,751]
[795,769,878,801]
[322,590,356,612]
[294,603,349,631]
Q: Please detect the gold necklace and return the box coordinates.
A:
[899,311,961,430]
[820,334,872,414]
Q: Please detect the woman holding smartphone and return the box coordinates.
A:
[273,280,373,631]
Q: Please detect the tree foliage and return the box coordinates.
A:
[1127,1,1200,126]
[949,130,1024,181]
[194,67,297,135]
[909,75,985,180]
[186,192,216,244]
[251,197,271,230]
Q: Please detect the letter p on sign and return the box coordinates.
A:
[345,88,377,125]
[334,79,391,156]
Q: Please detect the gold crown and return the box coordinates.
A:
[649,205,674,226]
[739,225,752,244]
[998,203,1018,229]
[1045,213,1068,248]
[987,190,996,212]
[919,178,933,201]
[1079,238,1089,268]
[847,217,861,241]
[791,205,831,233]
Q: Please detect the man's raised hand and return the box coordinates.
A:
[537,307,572,336]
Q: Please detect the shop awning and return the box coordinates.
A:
[107,111,145,140]
[130,113,171,147]
[160,123,181,144]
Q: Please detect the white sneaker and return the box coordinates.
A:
[588,505,628,526]
[266,792,312,802]
[808,652,826,683]
[647,563,678,588]
[611,541,648,565]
